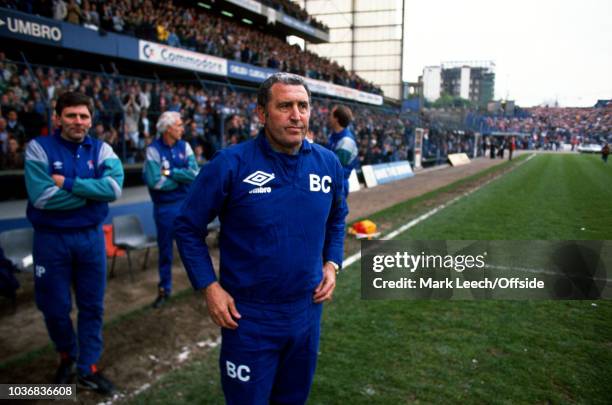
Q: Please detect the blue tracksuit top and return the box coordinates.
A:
[143,138,199,205]
[328,127,358,184]
[175,131,348,303]
[25,131,124,231]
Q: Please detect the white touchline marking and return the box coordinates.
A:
[342,154,537,269]
[102,336,222,403]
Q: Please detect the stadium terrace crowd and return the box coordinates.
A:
[3,54,610,173]
[0,0,380,94]
[471,105,612,145]
[259,0,329,31]
[0,56,405,170]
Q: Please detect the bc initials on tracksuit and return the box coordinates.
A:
[175,132,348,404]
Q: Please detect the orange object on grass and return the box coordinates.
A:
[351,220,377,235]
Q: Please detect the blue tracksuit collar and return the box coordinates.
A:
[157,136,179,149]
[330,127,351,142]
[256,128,312,156]
[53,128,93,150]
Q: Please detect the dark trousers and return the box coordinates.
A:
[153,201,183,294]
[33,226,106,375]
[220,297,323,405]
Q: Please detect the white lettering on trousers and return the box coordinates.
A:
[226,360,250,382]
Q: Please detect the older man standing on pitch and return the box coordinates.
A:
[144,111,199,308]
[175,73,348,404]
[25,91,123,395]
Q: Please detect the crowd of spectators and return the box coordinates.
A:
[420,129,477,164]
[0,55,515,172]
[467,105,612,148]
[0,0,381,94]
[0,54,243,166]
[0,55,407,170]
[311,103,413,165]
[9,56,609,175]
[260,0,329,32]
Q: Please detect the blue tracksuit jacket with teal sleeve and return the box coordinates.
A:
[143,138,199,204]
[175,132,348,303]
[25,132,124,230]
[328,127,358,195]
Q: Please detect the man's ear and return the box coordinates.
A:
[53,112,61,128]
[256,105,266,126]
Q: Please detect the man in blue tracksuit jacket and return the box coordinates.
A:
[143,111,199,308]
[327,105,359,199]
[24,92,124,395]
[175,73,348,405]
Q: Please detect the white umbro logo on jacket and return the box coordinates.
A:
[243,171,331,194]
[243,171,275,187]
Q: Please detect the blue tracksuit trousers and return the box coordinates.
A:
[153,201,182,294]
[33,226,106,375]
[220,297,323,405]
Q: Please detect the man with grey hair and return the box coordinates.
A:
[175,73,348,404]
[143,111,199,308]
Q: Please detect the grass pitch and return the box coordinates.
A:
[130,154,612,404]
[401,153,612,240]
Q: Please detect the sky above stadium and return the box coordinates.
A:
[402,0,612,107]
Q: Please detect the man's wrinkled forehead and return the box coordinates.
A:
[268,84,310,104]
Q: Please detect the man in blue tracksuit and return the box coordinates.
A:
[328,105,359,199]
[143,111,199,308]
[175,73,348,404]
[24,92,124,395]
